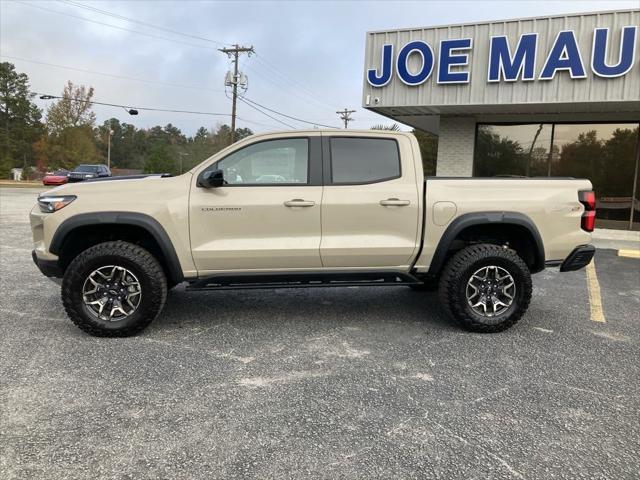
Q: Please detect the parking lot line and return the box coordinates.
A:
[585,259,606,323]
[618,249,640,259]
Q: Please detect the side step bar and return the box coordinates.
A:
[187,270,422,291]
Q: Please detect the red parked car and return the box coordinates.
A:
[42,170,69,186]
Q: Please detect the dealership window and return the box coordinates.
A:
[474,123,640,231]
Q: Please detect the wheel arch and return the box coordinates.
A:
[50,212,184,284]
[427,212,545,277]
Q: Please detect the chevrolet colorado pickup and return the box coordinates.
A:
[30,130,596,336]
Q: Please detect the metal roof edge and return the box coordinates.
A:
[364,8,640,35]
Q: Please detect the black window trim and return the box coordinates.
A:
[197,136,322,187]
[322,135,402,186]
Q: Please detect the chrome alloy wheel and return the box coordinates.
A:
[465,265,516,318]
[82,265,142,322]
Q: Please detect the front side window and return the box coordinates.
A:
[330,137,400,184]
[215,138,309,185]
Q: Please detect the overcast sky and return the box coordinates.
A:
[1,0,638,135]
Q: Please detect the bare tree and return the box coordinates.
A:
[46,81,96,134]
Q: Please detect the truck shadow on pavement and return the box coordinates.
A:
[154,285,458,334]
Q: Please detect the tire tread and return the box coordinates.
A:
[61,241,167,337]
[438,244,532,333]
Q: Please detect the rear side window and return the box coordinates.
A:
[330,137,400,184]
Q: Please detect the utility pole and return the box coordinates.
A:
[336,108,356,129]
[219,44,254,143]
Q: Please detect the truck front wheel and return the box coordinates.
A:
[438,244,532,333]
[61,241,167,337]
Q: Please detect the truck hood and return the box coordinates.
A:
[85,173,173,183]
[41,172,192,197]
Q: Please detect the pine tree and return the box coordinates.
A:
[0,62,42,178]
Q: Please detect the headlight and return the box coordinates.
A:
[85,174,94,178]
[38,195,76,213]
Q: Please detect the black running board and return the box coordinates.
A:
[187,270,421,291]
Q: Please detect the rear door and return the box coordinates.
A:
[320,133,421,268]
[189,134,323,273]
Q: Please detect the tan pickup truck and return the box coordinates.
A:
[30,130,596,336]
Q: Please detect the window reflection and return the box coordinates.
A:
[474,124,552,177]
[551,124,639,231]
[474,122,640,230]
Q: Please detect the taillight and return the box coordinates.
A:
[579,190,596,232]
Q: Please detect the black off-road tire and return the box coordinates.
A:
[438,244,532,333]
[61,241,167,337]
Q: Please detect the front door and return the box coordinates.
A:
[190,135,323,273]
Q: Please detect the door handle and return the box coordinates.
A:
[284,199,315,207]
[380,198,410,206]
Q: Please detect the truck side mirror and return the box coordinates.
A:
[200,169,225,188]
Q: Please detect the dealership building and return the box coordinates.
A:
[363,9,640,230]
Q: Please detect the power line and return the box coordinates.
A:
[58,0,228,47]
[243,62,339,114]
[35,90,280,129]
[54,0,341,113]
[235,116,288,130]
[253,53,342,110]
[3,56,287,128]
[7,55,341,130]
[14,1,217,51]
[1,55,224,93]
[240,96,340,129]
[15,0,344,120]
[238,98,296,129]
[35,92,233,117]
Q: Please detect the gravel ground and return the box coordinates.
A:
[1,187,639,479]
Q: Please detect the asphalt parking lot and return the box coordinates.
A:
[1,187,639,480]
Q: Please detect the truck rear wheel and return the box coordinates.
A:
[438,244,532,333]
[61,241,167,337]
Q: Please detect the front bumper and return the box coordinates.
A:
[32,250,63,278]
[560,245,596,272]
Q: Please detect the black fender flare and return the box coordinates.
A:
[427,211,545,276]
[50,212,184,283]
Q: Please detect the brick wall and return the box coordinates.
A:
[435,117,476,177]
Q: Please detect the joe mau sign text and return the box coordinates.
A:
[367,26,638,87]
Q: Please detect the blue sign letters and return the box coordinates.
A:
[438,38,472,84]
[539,31,587,80]
[591,26,637,78]
[488,33,537,82]
[366,26,637,87]
[396,41,434,85]
[367,44,394,87]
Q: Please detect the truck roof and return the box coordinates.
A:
[246,129,413,137]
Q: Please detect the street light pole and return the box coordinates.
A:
[178,152,190,174]
[106,120,114,169]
